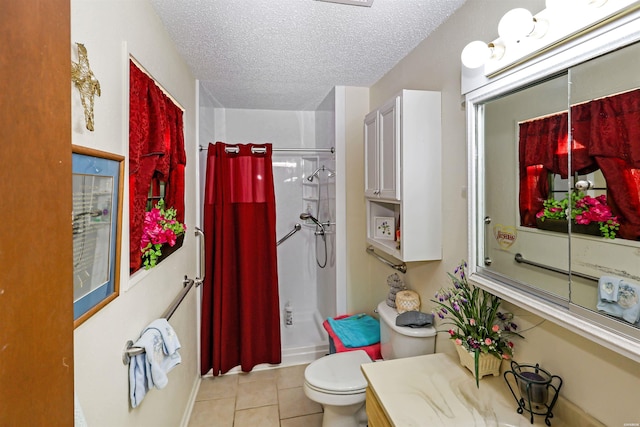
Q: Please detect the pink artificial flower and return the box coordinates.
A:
[492,324,500,332]
[163,229,177,246]
[455,338,462,346]
[469,318,476,326]
[484,338,492,346]
[502,354,511,359]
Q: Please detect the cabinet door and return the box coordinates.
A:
[364,110,379,198]
[378,96,400,200]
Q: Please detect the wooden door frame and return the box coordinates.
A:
[0,0,73,424]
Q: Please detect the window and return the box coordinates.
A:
[128,59,186,274]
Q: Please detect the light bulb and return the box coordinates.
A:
[498,8,535,42]
[461,41,490,69]
[460,41,505,69]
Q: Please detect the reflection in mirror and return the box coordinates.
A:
[479,73,571,303]
[476,40,640,339]
[568,40,640,332]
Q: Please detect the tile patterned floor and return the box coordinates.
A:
[188,364,323,427]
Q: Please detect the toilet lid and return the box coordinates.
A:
[305,350,371,393]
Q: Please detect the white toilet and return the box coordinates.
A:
[303,301,436,427]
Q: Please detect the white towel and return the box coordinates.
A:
[597,278,640,325]
[129,319,182,408]
[618,281,640,324]
[598,276,620,302]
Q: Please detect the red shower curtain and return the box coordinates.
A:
[200,142,281,376]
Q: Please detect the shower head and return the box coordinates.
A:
[299,212,325,234]
[306,165,336,182]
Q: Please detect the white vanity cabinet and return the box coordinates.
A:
[364,90,442,262]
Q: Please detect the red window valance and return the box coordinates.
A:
[519,88,640,239]
[129,60,186,273]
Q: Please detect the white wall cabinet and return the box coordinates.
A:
[365,90,442,262]
[365,96,400,200]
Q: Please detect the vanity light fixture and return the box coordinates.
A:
[460,40,505,69]
[498,8,549,42]
[459,0,632,73]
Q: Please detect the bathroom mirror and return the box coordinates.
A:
[466,10,640,360]
[567,40,640,329]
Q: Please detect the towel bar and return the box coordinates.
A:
[514,253,598,282]
[122,275,197,364]
[366,246,407,274]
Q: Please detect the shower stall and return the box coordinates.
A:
[273,151,336,365]
[197,89,341,367]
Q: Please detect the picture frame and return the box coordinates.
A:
[374,216,395,240]
[72,145,124,328]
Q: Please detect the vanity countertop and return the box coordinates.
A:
[361,352,568,427]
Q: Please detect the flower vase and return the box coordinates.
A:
[454,344,502,379]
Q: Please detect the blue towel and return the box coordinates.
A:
[597,279,640,325]
[327,314,380,348]
[129,319,182,408]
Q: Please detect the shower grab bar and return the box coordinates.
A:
[366,246,407,274]
[195,227,205,286]
[122,276,197,364]
[277,223,302,246]
[514,253,598,282]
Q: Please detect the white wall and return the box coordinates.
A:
[350,1,639,425]
[72,1,199,426]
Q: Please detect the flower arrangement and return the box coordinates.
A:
[536,191,619,239]
[140,199,186,270]
[431,260,522,387]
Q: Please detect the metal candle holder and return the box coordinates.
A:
[504,361,563,426]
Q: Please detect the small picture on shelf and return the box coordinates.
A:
[374,216,395,240]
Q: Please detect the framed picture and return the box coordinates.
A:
[72,145,124,328]
[374,216,395,240]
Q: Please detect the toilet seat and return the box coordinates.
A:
[304,350,371,394]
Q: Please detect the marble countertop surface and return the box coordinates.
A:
[361,352,567,427]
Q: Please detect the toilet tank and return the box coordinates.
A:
[377,301,436,360]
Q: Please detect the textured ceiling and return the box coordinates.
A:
[150,0,467,110]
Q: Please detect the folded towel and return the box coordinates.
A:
[618,281,640,324]
[597,279,640,325]
[598,276,620,302]
[129,319,182,408]
[326,314,380,348]
[323,317,382,360]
